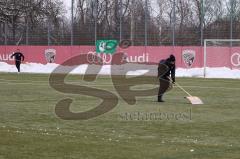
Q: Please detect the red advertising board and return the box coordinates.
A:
[0,45,239,69]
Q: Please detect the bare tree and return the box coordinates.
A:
[0,0,65,45]
[1,0,240,46]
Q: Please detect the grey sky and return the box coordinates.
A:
[63,0,71,17]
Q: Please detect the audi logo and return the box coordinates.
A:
[87,51,112,64]
[231,52,240,67]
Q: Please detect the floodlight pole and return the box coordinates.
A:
[200,0,204,46]
[172,0,176,46]
[230,0,236,47]
[144,0,148,46]
[48,18,51,46]
[120,0,123,42]
[26,17,29,45]
[4,21,7,45]
[71,0,74,45]
[94,0,98,46]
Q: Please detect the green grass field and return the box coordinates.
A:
[0,73,240,159]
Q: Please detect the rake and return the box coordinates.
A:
[174,82,204,105]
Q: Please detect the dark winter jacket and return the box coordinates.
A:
[11,52,24,62]
[158,58,175,82]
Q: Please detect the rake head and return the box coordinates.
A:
[185,96,204,105]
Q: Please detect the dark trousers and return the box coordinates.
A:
[15,61,21,72]
[158,78,170,101]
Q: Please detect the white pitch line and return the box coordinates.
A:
[175,85,240,90]
[0,79,239,90]
[0,126,77,138]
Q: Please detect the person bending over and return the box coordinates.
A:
[157,54,176,102]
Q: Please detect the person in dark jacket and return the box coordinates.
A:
[11,49,25,73]
[157,54,176,102]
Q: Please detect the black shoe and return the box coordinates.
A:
[158,95,164,102]
[158,99,165,102]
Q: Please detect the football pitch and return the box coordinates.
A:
[0,73,240,159]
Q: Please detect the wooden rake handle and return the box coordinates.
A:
[174,82,193,97]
